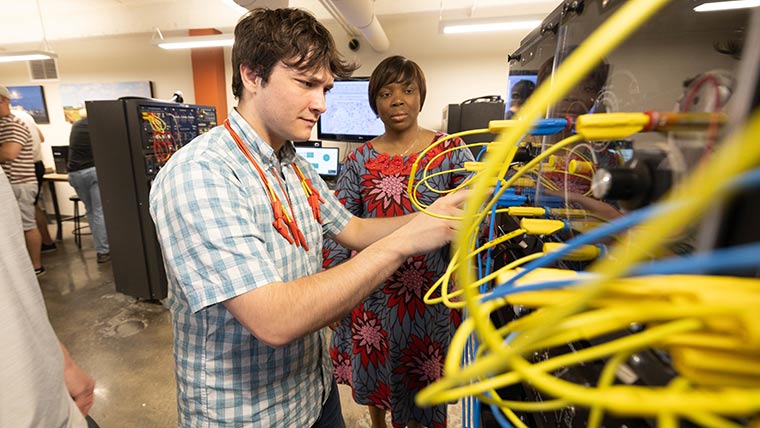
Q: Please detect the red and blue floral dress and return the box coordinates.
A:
[323,132,474,428]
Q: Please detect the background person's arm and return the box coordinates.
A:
[0,141,22,162]
[547,189,623,221]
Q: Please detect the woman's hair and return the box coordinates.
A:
[511,79,536,105]
[368,55,427,115]
[231,8,357,98]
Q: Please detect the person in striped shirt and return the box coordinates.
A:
[0,84,45,276]
[12,108,57,253]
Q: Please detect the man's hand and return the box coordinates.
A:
[387,189,471,257]
[61,343,96,416]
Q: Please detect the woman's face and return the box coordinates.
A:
[375,81,421,132]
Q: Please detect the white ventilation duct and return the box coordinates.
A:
[324,0,390,52]
[233,0,288,10]
[234,0,390,53]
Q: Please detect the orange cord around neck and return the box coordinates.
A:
[224,119,324,250]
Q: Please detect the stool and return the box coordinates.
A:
[69,196,91,248]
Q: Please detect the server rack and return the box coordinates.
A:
[474,2,753,427]
[86,98,217,300]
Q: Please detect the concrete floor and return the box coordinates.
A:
[41,223,461,428]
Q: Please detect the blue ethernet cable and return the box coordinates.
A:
[467,168,760,428]
[486,277,586,302]
[485,333,520,428]
[529,118,570,136]
[485,240,760,302]
[483,180,503,283]
[631,241,760,277]
[487,393,514,428]
[497,201,676,289]
[492,166,760,293]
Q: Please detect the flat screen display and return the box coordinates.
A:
[317,78,385,142]
[295,146,341,178]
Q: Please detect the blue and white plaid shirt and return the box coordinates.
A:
[150,109,352,427]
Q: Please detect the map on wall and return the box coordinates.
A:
[60,81,153,123]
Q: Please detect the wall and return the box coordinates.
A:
[312,14,523,155]
[1,35,194,215]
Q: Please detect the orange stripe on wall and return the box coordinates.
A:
[189,28,228,122]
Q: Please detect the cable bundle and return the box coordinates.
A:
[408,0,760,426]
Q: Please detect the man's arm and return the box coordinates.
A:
[333,214,418,251]
[0,141,22,162]
[223,190,468,348]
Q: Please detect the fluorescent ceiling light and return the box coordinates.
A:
[0,50,58,63]
[440,16,543,34]
[154,34,234,50]
[694,0,760,12]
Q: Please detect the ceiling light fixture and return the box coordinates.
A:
[440,16,543,35]
[0,50,58,63]
[694,0,760,12]
[152,34,235,50]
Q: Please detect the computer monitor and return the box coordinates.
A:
[295,146,341,178]
[52,145,69,174]
[317,78,385,142]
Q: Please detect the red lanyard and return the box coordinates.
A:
[224,119,325,250]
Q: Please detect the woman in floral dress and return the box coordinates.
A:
[324,56,474,428]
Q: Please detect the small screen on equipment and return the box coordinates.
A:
[295,146,341,178]
[506,72,538,113]
[318,78,385,142]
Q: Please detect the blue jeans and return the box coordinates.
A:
[68,167,110,254]
[311,380,345,428]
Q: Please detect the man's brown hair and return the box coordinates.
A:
[232,8,357,98]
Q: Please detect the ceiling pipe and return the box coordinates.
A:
[317,0,361,40]
[233,0,288,10]
[233,0,390,53]
[325,0,390,52]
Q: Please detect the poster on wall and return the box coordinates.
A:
[7,85,50,124]
[60,81,153,123]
